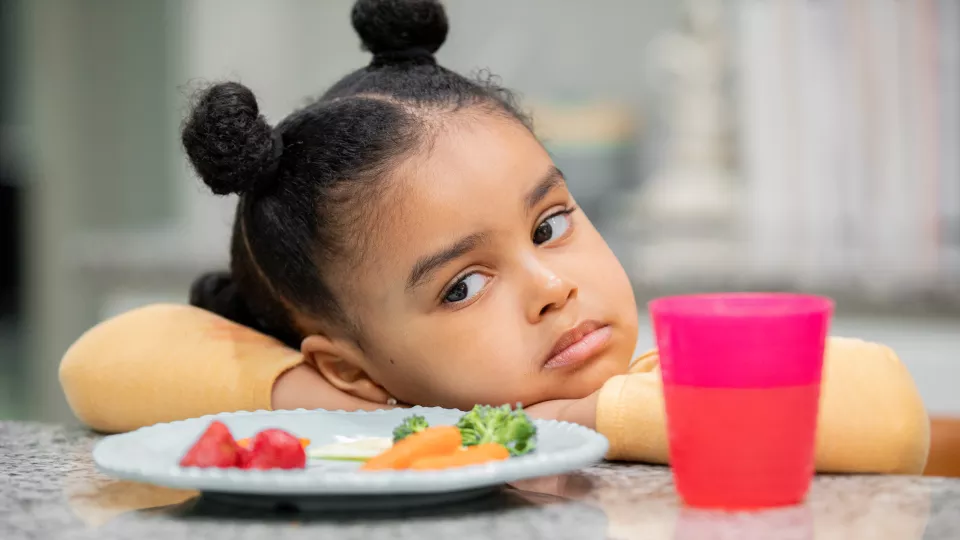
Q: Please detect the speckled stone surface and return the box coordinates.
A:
[2,421,958,539]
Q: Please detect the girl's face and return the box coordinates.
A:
[324,112,639,409]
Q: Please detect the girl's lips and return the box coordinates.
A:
[543,323,613,369]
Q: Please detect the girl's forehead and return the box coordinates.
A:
[354,116,555,278]
[402,116,550,213]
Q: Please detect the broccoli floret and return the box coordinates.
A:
[455,404,537,456]
[392,414,430,442]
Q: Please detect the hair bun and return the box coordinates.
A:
[351,0,448,56]
[181,82,281,196]
[189,271,264,332]
[189,271,235,309]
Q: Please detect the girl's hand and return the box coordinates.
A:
[525,391,600,430]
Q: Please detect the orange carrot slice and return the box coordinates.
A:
[361,426,462,471]
[237,437,310,449]
[409,443,510,470]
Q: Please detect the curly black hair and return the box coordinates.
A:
[183,0,530,348]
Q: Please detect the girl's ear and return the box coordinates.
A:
[301,334,393,405]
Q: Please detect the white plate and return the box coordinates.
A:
[93,407,609,498]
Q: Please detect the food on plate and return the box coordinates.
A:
[239,429,307,470]
[237,436,311,450]
[178,420,245,468]
[360,404,538,471]
[179,421,306,470]
[361,426,463,471]
[456,404,537,456]
[409,443,510,470]
[179,404,538,472]
[391,414,430,442]
[307,437,393,461]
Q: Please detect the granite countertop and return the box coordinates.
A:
[2,421,958,539]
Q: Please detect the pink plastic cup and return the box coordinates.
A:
[649,293,833,510]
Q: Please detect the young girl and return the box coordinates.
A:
[60,0,929,474]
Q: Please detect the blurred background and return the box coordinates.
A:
[0,0,957,423]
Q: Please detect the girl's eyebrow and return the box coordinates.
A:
[407,231,490,291]
[524,166,566,212]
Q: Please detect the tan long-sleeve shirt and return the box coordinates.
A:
[59,304,930,473]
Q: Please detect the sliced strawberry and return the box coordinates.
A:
[237,437,310,449]
[236,445,253,469]
[179,421,243,468]
[241,429,306,470]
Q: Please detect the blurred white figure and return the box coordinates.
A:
[633,0,742,283]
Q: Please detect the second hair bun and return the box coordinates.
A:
[351,0,449,55]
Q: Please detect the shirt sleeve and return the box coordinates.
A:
[596,337,930,474]
[59,303,304,433]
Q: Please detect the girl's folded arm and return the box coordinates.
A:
[59,303,377,433]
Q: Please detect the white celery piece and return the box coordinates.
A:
[306,437,394,462]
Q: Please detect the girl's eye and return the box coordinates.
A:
[443,272,488,304]
[533,209,574,245]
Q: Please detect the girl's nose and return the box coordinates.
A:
[524,256,578,323]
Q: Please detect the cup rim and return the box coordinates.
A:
[648,292,835,317]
